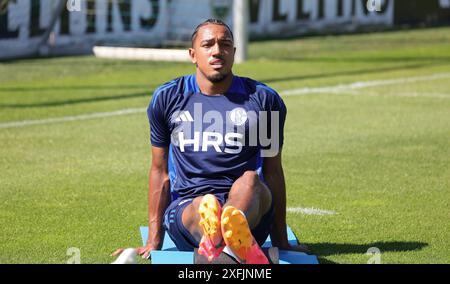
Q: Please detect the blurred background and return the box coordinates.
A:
[1,0,450,59]
[0,0,449,264]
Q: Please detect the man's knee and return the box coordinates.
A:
[240,171,259,189]
[240,171,271,203]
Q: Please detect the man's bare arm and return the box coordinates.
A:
[263,151,289,248]
[146,146,171,250]
[263,151,310,253]
[112,146,171,258]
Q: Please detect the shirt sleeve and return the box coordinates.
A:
[147,88,170,147]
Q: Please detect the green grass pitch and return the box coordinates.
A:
[0,27,449,264]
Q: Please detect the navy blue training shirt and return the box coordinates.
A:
[147,74,287,200]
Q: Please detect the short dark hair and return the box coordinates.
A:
[191,19,234,47]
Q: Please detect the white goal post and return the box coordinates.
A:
[233,0,249,63]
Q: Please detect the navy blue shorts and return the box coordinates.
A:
[163,192,274,251]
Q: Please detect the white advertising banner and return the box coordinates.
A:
[0,0,400,59]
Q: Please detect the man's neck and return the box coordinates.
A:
[196,70,233,95]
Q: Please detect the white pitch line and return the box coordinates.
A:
[0,108,145,129]
[1,72,450,129]
[280,72,450,96]
[349,91,450,99]
[287,207,337,216]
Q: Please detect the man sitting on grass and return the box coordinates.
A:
[114,19,309,263]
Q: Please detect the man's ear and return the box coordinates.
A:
[188,48,197,64]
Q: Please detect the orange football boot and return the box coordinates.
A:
[221,206,269,264]
[197,194,225,261]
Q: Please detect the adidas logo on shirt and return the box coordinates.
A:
[174,111,194,122]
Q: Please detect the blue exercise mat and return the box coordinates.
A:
[140,226,319,264]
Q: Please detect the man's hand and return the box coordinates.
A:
[278,243,312,255]
[111,244,155,260]
[136,244,154,259]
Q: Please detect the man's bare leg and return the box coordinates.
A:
[223,171,272,229]
[181,170,272,243]
[221,171,272,263]
[181,196,205,242]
